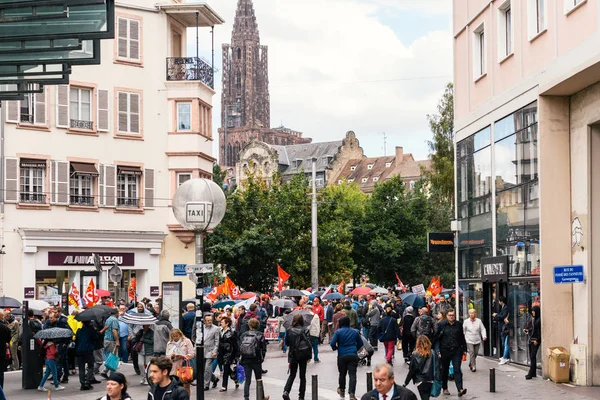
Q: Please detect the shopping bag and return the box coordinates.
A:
[176,360,194,383]
[236,364,245,383]
[104,352,119,371]
[396,340,402,351]
[430,350,442,398]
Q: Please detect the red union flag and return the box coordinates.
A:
[277,265,290,292]
[83,278,99,307]
[395,272,406,292]
[338,280,345,294]
[206,283,225,302]
[224,276,240,299]
[68,282,82,310]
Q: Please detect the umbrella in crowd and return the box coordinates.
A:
[314,290,324,296]
[27,299,51,310]
[365,283,376,288]
[283,309,313,329]
[350,287,372,296]
[12,308,43,317]
[323,292,344,301]
[34,328,73,340]
[213,300,237,309]
[96,289,111,297]
[0,296,21,309]
[271,299,296,309]
[400,293,425,308]
[280,289,304,297]
[75,305,116,322]
[300,290,311,296]
[370,287,389,295]
[239,292,256,300]
[119,312,158,325]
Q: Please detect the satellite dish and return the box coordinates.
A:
[109,265,123,284]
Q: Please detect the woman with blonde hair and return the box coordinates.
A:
[165,328,195,396]
[404,335,435,400]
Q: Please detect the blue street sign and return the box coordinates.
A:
[174,264,187,277]
[553,265,585,284]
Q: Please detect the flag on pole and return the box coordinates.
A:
[224,276,240,299]
[321,285,332,298]
[427,276,443,296]
[277,265,291,292]
[395,272,406,292]
[83,279,99,307]
[207,283,226,302]
[68,282,82,310]
[128,277,137,301]
[337,280,345,294]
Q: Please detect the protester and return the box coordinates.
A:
[277,310,288,353]
[323,299,334,343]
[330,316,362,400]
[342,300,359,329]
[412,307,435,340]
[6,310,20,371]
[525,305,541,380]
[433,296,451,317]
[154,310,173,357]
[147,356,190,400]
[283,314,311,400]
[332,304,346,332]
[117,305,130,363]
[239,318,268,400]
[217,316,239,392]
[492,296,510,365]
[37,340,65,391]
[97,372,132,400]
[433,309,467,397]
[100,308,120,379]
[361,363,417,400]
[203,314,220,390]
[138,325,155,385]
[0,311,12,387]
[306,305,321,363]
[404,336,435,400]
[239,304,259,336]
[401,306,417,363]
[75,320,101,391]
[377,304,400,365]
[463,309,487,372]
[129,302,147,375]
[53,307,72,383]
[236,305,247,332]
[366,300,381,351]
[166,329,195,396]
[181,303,196,341]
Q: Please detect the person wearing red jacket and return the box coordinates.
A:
[312,298,325,344]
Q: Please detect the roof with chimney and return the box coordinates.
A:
[272,141,342,175]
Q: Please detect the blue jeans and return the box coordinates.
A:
[502,334,510,359]
[212,357,221,373]
[119,337,128,362]
[279,332,287,352]
[310,336,319,362]
[40,359,60,388]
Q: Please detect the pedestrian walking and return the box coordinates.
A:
[377,305,400,365]
[181,303,196,341]
[75,320,101,391]
[277,310,289,353]
[433,309,467,397]
[239,318,269,400]
[100,308,120,379]
[323,299,334,343]
[129,302,147,375]
[330,316,362,400]
[367,300,381,350]
[203,314,220,390]
[217,317,239,392]
[362,363,417,400]
[312,298,325,344]
[463,309,487,372]
[412,307,435,341]
[332,304,345,332]
[404,336,435,400]
[154,310,173,357]
[147,356,190,400]
[6,310,20,371]
[97,372,132,400]
[283,314,311,400]
[117,306,130,363]
[166,328,195,396]
[37,340,65,392]
[137,325,154,385]
[401,307,417,363]
[525,305,541,380]
[492,297,510,365]
[306,305,321,363]
[0,311,12,387]
[342,300,359,329]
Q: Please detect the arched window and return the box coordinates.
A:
[235,71,241,89]
[226,143,233,166]
[237,48,241,59]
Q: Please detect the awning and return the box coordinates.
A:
[71,162,98,176]
[118,166,142,176]
[20,158,46,168]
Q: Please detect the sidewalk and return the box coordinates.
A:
[3,343,600,399]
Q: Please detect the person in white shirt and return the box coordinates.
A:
[306,305,321,363]
[462,309,487,372]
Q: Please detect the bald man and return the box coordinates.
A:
[182,303,196,340]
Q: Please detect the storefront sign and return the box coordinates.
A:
[553,265,585,284]
[427,232,455,253]
[174,264,187,276]
[162,282,182,329]
[24,287,35,299]
[150,286,160,297]
[481,256,509,282]
[48,252,135,267]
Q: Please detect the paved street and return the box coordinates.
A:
[3,342,600,400]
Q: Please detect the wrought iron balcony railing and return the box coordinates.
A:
[70,119,94,130]
[117,197,139,208]
[20,192,45,203]
[70,195,94,206]
[20,114,33,123]
[166,57,214,89]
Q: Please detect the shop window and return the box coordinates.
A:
[177,172,192,187]
[458,246,491,279]
[70,162,98,206]
[19,158,46,203]
[117,166,141,207]
[70,87,93,130]
[177,102,191,131]
[507,281,541,366]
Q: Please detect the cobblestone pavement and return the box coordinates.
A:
[4,342,600,399]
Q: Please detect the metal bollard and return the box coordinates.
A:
[367,371,373,392]
[256,379,265,400]
[489,368,496,393]
[312,375,318,400]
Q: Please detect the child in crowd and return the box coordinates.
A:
[38,340,65,392]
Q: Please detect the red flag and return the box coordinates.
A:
[395,272,406,292]
[427,276,443,296]
[321,285,332,298]
[83,279,99,307]
[207,283,226,302]
[337,280,344,294]
[68,282,82,310]
[214,277,219,287]
[224,276,240,299]
[128,277,137,301]
[277,265,290,292]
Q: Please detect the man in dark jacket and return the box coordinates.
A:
[147,356,189,400]
[330,317,363,400]
[75,320,100,390]
[181,303,195,341]
[361,363,417,400]
[493,296,510,364]
[0,311,11,388]
[322,299,334,343]
[433,309,468,397]
[283,314,310,400]
[239,304,259,336]
[525,305,541,380]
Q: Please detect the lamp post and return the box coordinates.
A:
[172,179,226,400]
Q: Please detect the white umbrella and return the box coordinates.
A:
[119,313,158,325]
[27,299,51,310]
[300,290,311,296]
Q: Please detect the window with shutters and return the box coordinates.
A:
[20,159,46,204]
[69,162,98,206]
[116,90,141,135]
[18,91,46,126]
[70,87,93,130]
[116,16,142,64]
[117,166,141,207]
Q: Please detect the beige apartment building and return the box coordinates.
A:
[0,1,223,306]
[453,0,600,385]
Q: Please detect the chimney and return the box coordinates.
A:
[395,146,404,167]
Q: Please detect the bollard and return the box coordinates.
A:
[312,375,318,400]
[489,368,496,393]
[366,371,373,392]
[256,380,265,400]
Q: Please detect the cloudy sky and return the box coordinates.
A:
[191,0,453,161]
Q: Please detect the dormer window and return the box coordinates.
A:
[350,165,357,171]
[338,179,343,184]
[348,178,354,183]
[367,164,374,170]
[385,162,392,168]
[362,177,368,183]
[373,176,379,182]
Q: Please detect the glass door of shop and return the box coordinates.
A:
[482,282,507,357]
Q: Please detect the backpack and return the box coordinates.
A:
[415,315,434,339]
[240,332,259,359]
[357,304,367,319]
[293,329,312,361]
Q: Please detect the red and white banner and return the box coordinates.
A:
[68,282,83,310]
[83,278,99,307]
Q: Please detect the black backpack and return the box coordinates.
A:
[415,315,434,339]
[240,332,260,359]
[293,329,312,361]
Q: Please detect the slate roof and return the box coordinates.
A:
[272,140,342,175]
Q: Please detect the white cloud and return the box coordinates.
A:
[194,0,453,161]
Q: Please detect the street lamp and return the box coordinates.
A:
[172,178,226,400]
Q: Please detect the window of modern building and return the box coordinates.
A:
[69,162,98,206]
[19,158,46,203]
[498,1,512,60]
[177,172,192,186]
[117,166,141,207]
[117,17,141,63]
[70,87,93,130]
[177,103,191,131]
[117,91,141,134]
[528,0,546,38]
[473,24,486,79]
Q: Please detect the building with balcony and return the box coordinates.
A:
[1,0,224,306]
[453,0,600,384]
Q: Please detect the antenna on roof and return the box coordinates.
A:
[383,132,387,156]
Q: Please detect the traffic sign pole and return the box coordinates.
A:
[195,232,205,400]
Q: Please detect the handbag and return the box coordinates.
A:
[176,360,194,383]
[132,341,143,353]
[104,348,119,372]
[430,350,442,398]
[236,364,245,383]
[377,318,394,342]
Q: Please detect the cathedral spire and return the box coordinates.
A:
[232,0,259,42]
